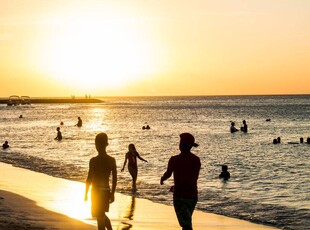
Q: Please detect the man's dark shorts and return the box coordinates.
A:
[91,186,110,217]
[173,197,197,228]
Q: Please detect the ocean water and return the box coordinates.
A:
[0,95,309,230]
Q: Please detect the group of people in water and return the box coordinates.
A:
[229,119,310,145]
[274,136,310,144]
[230,120,248,133]
[54,117,83,141]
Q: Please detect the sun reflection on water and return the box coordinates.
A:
[87,108,108,132]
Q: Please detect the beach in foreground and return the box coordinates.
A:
[0,162,279,230]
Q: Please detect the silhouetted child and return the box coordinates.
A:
[273,139,278,144]
[55,127,62,141]
[2,141,9,149]
[219,165,230,180]
[84,133,116,230]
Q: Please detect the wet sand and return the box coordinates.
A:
[0,162,279,229]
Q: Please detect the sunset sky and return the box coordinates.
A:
[1,0,309,97]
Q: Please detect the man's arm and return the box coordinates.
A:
[84,182,91,201]
[160,158,173,185]
[84,160,93,201]
[110,159,117,203]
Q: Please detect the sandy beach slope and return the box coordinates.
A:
[0,162,279,229]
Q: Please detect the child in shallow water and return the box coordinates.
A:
[219,165,230,180]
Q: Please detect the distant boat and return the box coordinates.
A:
[21,96,31,105]
[7,95,21,106]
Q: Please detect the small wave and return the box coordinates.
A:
[0,151,86,182]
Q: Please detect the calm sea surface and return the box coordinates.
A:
[0,95,309,230]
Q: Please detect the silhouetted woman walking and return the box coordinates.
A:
[121,144,148,191]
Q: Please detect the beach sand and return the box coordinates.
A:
[0,162,279,229]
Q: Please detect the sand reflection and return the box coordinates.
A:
[118,195,136,229]
[38,181,96,226]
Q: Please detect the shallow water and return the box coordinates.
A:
[1,95,309,230]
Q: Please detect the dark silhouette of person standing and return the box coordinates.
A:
[2,141,9,149]
[121,144,148,191]
[84,133,117,230]
[230,122,239,133]
[240,120,248,133]
[160,133,201,230]
[54,127,62,141]
[76,117,82,127]
[219,165,230,180]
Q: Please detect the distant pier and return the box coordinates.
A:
[0,97,103,104]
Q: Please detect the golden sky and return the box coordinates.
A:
[0,0,309,97]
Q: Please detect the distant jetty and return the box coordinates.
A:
[0,97,103,104]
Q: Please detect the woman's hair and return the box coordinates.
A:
[128,143,136,152]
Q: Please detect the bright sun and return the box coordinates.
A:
[38,9,156,92]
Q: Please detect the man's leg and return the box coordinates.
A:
[97,216,105,230]
[105,214,112,230]
[173,197,197,230]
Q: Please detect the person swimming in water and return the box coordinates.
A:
[2,141,9,149]
[219,165,230,180]
[76,117,82,127]
[121,144,148,191]
[240,120,248,133]
[54,127,62,141]
[230,122,239,133]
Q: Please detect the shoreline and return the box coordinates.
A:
[0,162,279,230]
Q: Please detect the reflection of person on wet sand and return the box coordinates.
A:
[124,196,135,220]
[120,196,136,230]
[121,144,148,191]
[160,133,201,230]
[84,133,117,230]
[54,127,62,141]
